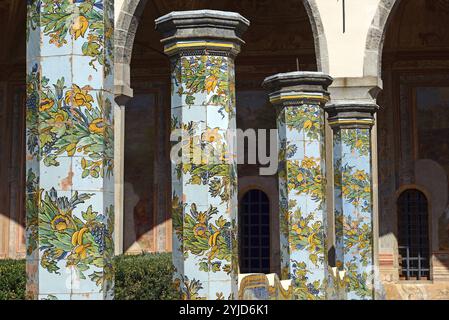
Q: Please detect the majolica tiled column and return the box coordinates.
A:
[156,10,249,300]
[263,72,333,300]
[26,1,114,300]
[325,102,379,300]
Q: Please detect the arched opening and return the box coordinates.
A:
[379,0,449,290]
[397,189,430,280]
[0,0,26,259]
[124,0,317,261]
[240,189,270,274]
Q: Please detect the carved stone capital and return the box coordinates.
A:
[262,71,333,108]
[326,76,381,129]
[155,10,250,57]
[325,101,379,129]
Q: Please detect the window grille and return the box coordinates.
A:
[240,190,270,274]
[397,189,430,280]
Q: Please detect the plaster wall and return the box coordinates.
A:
[314,0,380,77]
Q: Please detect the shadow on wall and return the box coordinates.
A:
[0,0,27,259]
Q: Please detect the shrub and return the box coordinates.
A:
[114,253,180,300]
[0,253,179,300]
[0,259,26,300]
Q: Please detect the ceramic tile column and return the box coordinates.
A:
[263,72,333,300]
[325,102,379,300]
[26,0,114,300]
[156,10,249,300]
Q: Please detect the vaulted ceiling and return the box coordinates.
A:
[131,0,317,85]
[384,0,449,55]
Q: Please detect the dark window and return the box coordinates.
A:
[240,190,270,273]
[397,189,430,280]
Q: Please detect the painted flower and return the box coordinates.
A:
[194,223,207,237]
[193,212,208,237]
[53,112,67,123]
[354,170,367,181]
[355,139,364,149]
[89,118,106,134]
[39,98,54,112]
[203,128,221,143]
[301,157,316,169]
[71,15,89,40]
[51,215,71,231]
[304,120,313,130]
[292,224,302,235]
[48,110,70,136]
[351,183,361,191]
[297,173,304,183]
[65,84,94,110]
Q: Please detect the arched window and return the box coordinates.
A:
[240,190,270,274]
[397,189,430,280]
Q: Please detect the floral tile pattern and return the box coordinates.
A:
[277,104,328,300]
[26,0,114,300]
[170,54,238,300]
[333,128,374,300]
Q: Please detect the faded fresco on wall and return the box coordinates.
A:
[416,86,449,250]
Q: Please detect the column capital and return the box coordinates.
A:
[262,71,333,108]
[155,10,250,57]
[325,101,379,129]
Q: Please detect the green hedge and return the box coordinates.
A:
[0,253,179,300]
[0,259,26,300]
[114,253,179,300]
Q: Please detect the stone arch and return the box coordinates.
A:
[302,0,329,73]
[114,0,329,97]
[363,0,402,80]
[115,0,148,98]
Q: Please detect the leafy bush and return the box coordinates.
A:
[114,253,180,300]
[0,253,179,300]
[0,259,26,300]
